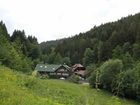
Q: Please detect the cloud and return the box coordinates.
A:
[0,0,140,43]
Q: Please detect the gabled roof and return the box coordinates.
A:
[72,64,85,71]
[62,65,71,70]
[35,64,70,72]
[72,64,84,68]
[35,64,61,72]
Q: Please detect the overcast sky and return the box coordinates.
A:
[0,0,140,43]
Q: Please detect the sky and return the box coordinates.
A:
[0,0,140,43]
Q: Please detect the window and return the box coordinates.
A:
[62,73,69,76]
[57,73,61,75]
[50,73,56,75]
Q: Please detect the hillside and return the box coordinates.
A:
[39,13,140,100]
[0,12,140,104]
[40,13,140,64]
[0,65,139,105]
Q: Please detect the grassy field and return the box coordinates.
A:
[0,66,139,105]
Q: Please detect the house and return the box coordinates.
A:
[71,64,86,78]
[35,64,71,78]
[35,63,87,79]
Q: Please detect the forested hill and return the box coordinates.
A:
[40,13,140,65]
[40,13,140,100]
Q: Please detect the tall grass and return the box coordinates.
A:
[0,66,139,105]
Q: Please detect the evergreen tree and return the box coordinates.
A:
[112,45,123,59]
[54,53,62,64]
[47,49,56,64]
[83,48,95,66]
[122,52,134,70]
[62,57,71,65]
[133,43,140,60]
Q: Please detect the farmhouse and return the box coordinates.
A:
[72,64,86,78]
[35,64,71,78]
[35,63,87,79]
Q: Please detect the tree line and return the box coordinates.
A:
[0,21,41,73]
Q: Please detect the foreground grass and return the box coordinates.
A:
[0,66,139,105]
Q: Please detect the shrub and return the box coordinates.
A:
[99,59,123,91]
[39,74,49,79]
[89,68,98,88]
[89,59,123,91]
[20,76,38,89]
[32,70,40,77]
[116,62,140,99]
[68,74,80,83]
[115,70,136,98]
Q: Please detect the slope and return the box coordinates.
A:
[0,65,139,105]
[40,12,140,64]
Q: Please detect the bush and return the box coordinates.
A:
[86,64,97,77]
[99,59,123,91]
[89,59,123,91]
[25,77,38,88]
[68,74,80,83]
[133,62,140,100]
[32,70,40,77]
[89,68,98,88]
[116,62,140,99]
[114,70,136,98]
[39,74,49,79]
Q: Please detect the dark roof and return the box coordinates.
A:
[62,65,71,70]
[35,64,70,72]
[72,64,84,68]
[72,64,85,72]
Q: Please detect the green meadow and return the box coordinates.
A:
[0,66,139,105]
